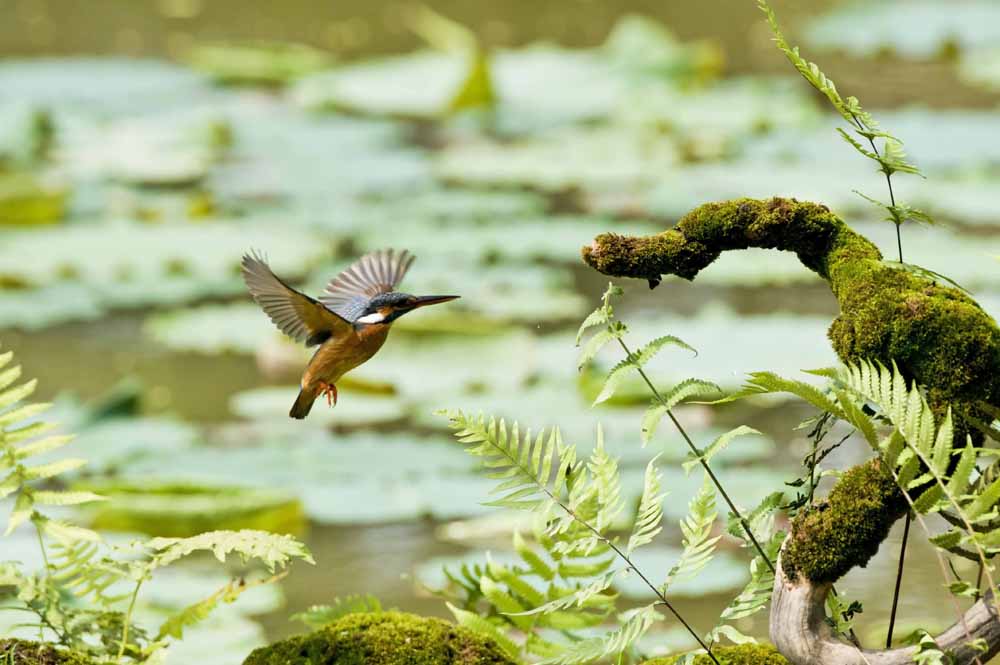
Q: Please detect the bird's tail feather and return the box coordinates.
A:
[289,387,317,419]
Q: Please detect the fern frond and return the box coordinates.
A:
[20,458,87,481]
[627,456,665,555]
[145,530,314,572]
[32,490,106,507]
[641,379,721,446]
[576,283,625,368]
[542,604,661,665]
[593,335,696,405]
[664,474,719,592]
[50,540,129,603]
[713,370,843,416]
[444,410,567,510]
[156,573,286,641]
[586,427,623,535]
[715,532,782,625]
[509,572,617,618]
[682,425,760,473]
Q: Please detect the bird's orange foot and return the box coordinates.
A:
[319,382,338,407]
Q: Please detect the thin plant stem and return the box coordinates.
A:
[33,522,50,574]
[849,113,903,263]
[616,338,776,574]
[886,468,983,665]
[117,579,143,663]
[549,492,721,665]
[885,511,912,648]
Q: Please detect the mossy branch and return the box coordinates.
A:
[582,197,1000,664]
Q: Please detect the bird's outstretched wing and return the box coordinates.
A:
[241,252,352,347]
[320,249,415,321]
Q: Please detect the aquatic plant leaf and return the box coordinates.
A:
[805,0,1000,58]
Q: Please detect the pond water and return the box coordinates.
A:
[2,0,1000,662]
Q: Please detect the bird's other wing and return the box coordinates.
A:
[241,251,352,346]
[320,248,416,321]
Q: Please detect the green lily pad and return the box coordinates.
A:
[0,171,68,226]
[0,218,329,289]
[68,417,200,475]
[357,216,659,265]
[117,428,492,524]
[216,105,431,205]
[294,51,472,119]
[184,41,333,86]
[0,58,211,116]
[603,14,721,81]
[294,14,718,131]
[146,304,273,354]
[63,110,231,187]
[75,480,306,537]
[229,386,409,428]
[434,126,680,190]
[612,77,822,161]
[804,1,1000,58]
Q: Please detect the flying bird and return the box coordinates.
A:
[241,249,458,419]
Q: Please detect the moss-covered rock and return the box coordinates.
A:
[242,611,519,665]
[582,197,1000,583]
[642,643,789,664]
[0,639,93,665]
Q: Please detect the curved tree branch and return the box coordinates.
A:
[582,198,1000,664]
[771,548,1000,665]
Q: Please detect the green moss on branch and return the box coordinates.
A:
[242,612,517,665]
[782,459,908,583]
[0,640,93,665]
[641,643,789,664]
[583,196,1000,584]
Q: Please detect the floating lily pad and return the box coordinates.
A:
[603,14,722,82]
[0,219,329,290]
[0,171,68,226]
[117,428,492,525]
[214,103,432,206]
[612,77,822,161]
[76,480,306,537]
[804,1,1000,58]
[435,126,680,191]
[184,41,333,86]
[357,215,659,265]
[229,386,409,428]
[294,18,716,130]
[0,58,211,116]
[61,110,231,187]
[68,416,200,475]
[146,304,274,354]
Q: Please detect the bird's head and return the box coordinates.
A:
[354,292,460,325]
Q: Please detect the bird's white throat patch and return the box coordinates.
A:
[356,311,387,324]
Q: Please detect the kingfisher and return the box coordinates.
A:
[241,248,458,419]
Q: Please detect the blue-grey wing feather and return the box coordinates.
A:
[320,249,415,321]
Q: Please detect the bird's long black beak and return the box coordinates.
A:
[408,295,460,309]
